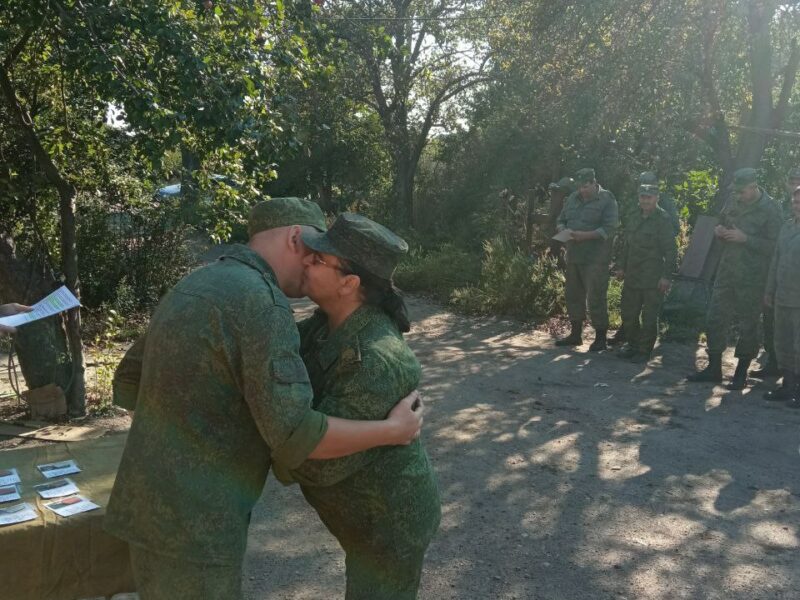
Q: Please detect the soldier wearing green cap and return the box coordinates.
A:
[555,168,619,350]
[273,213,441,599]
[753,167,800,377]
[106,199,424,599]
[615,184,677,363]
[688,168,783,390]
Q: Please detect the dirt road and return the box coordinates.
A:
[244,297,800,600]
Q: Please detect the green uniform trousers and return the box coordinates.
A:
[129,544,243,600]
[565,261,610,329]
[620,286,663,354]
[705,285,763,360]
[762,305,776,359]
[774,305,800,374]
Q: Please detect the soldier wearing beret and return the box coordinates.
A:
[106,199,424,599]
[616,184,677,363]
[753,167,800,377]
[763,185,800,407]
[555,168,619,351]
[274,213,441,599]
[688,168,783,390]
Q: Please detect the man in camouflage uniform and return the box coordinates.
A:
[688,168,783,390]
[763,185,800,406]
[555,168,619,351]
[752,167,800,377]
[105,198,423,600]
[610,171,680,346]
[616,184,678,363]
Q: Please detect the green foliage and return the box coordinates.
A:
[450,238,565,320]
[672,170,719,225]
[394,245,481,302]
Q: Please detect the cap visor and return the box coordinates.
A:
[301,230,346,259]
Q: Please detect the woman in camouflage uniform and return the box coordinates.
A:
[273,213,441,599]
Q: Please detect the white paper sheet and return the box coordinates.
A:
[0,485,21,503]
[0,468,21,487]
[0,286,80,328]
[0,503,38,526]
[44,495,100,518]
[37,460,81,479]
[34,478,79,499]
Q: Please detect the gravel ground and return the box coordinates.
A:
[244,297,800,600]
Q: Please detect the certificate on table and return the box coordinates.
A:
[0,503,38,527]
[37,460,81,479]
[34,478,79,499]
[44,495,100,518]
[0,485,21,503]
[0,468,21,486]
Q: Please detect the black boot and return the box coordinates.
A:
[555,321,583,347]
[725,359,751,391]
[608,326,626,346]
[687,354,722,383]
[751,355,780,378]
[589,329,608,352]
[764,371,796,401]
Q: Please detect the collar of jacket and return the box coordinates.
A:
[737,188,772,215]
[218,243,278,282]
[316,305,382,370]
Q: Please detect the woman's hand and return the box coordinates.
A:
[387,391,425,444]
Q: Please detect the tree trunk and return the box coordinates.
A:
[0,63,86,416]
[392,149,416,228]
[0,236,72,394]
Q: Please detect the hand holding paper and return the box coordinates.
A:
[552,229,573,243]
[0,287,80,332]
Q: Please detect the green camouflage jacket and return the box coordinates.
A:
[766,219,800,308]
[620,206,678,289]
[106,244,327,566]
[557,186,619,264]
[715,189,783,288]
[273,305,441,552]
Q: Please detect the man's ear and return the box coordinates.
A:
[287,225,303,254]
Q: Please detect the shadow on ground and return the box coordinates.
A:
[243,297,800,600]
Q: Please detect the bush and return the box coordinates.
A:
[395,244,481,302]
[449,238,565,320]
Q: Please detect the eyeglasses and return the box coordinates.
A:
[311,253,350,275]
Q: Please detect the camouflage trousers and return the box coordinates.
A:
[565,261,610,330]
[705,285,763,360]
[620,286,663,354]
[129,544,243,600]
[774,305,800,374]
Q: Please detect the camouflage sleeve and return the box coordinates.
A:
[660,217,678,279]
[596,193,619,240]
[765,227,782,297]
[112,333,147,410]
[237,303,328,469]
[745,205,782,256]
[276,348,420,487]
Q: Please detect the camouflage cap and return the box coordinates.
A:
[548,177,576,193]
[638,171,658,185]
[302,213,408,280]
[247,197,327,237]
[732,167,758,192]
[575,168,596,184]
[787,167,800,181]
[638,184,660,196]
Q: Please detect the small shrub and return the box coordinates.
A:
[449,238,565,320]
[395,244,481,302]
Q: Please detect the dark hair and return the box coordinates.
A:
[341,259,411,333]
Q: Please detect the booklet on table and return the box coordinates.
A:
[0,503,38,527]
[33,478,79,499]
[0,468,21,486]
[43,495,100,518]
[0,485,21,503]
[37,460,81,479]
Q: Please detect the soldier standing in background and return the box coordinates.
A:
[555,168,619,351]
[688,168,782,390]
[752,167,800,378]
[763,185,800,407]
[615,184,678,363]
